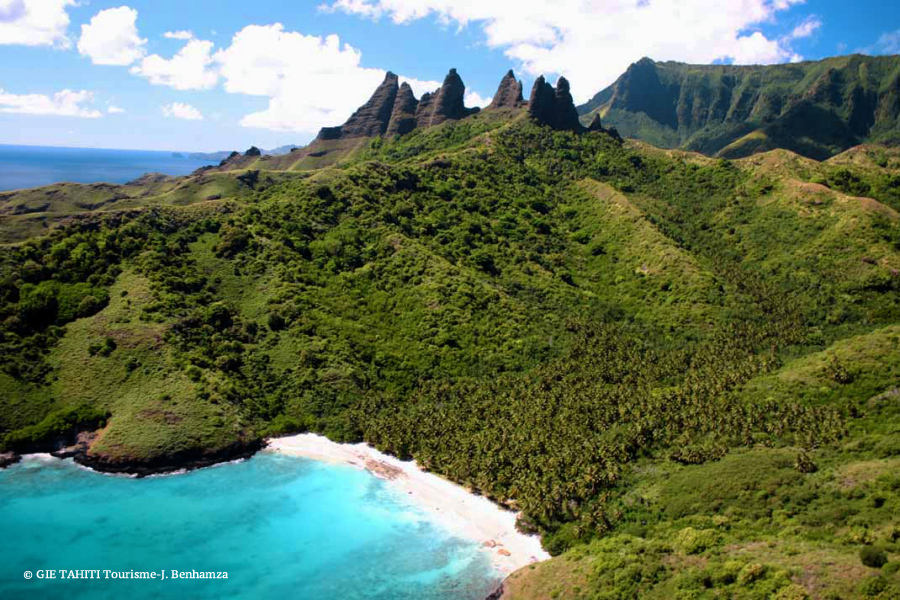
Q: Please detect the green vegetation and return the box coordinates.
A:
[1,112,899,598]
[3,404,108,451]
[579,54,900,161]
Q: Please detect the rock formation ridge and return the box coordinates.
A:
[315,67,618,141]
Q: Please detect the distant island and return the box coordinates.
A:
[184,145,300,162]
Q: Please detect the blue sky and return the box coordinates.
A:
[1,0,898,152]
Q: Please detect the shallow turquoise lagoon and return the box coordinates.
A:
[0,453,498,600]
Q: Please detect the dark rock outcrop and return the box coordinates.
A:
[316,72,400,141]
[74,439,266,477]
[489,70,524,109]
[417,68,480,127]
[218,151,240,166]
[415,91,437,128]
[339,71,400,137]
[587,113,604,131]
[433,68,479,125]
[386,82,419,137]
[0,451,20,469]
[244,146,262,157]
[316,126,344,141]
[313,67,486,142]
[528,75,584,131]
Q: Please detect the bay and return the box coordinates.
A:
[0,453,498,600]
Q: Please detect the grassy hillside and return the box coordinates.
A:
[1,112,899,598]
[578,55,900,160]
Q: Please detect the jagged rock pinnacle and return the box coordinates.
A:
[489,69,524,109]
[386,82,419,137]
[528,75,583,131]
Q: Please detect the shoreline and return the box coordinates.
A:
[267,433,549,576]
[4,433,549,581]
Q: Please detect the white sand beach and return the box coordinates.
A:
[267,433,549,575]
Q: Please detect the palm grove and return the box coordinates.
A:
[2,69,900,597]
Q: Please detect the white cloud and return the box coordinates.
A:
[0,0,74,48]
[162,102,203,120]
[402,77,441,98]
[78,6,147,66]
[324,0,816,102]
[873,30,900,55]
[0,88,101,118]
[107,104,125,114]
[163,30,193,40]
[789,16,821,40]
[132,38,218,90]
[464,90,491,108]
[214,23,439,134]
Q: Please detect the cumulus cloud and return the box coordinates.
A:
[0,88,101,118]
[789,16,822,40]
[402,77,442,98]
[0,0,75,48]
[162,102,203,120]
[0,0,74,48]
[214,23,439,133]
[163,30,193,40]
[464,90,491,108]
[868,30,900,55]
[107,104,125,114]
[78,6,147,66]
[324,0,814,101]
[132,38,218,90]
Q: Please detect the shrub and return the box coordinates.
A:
[125,357,140,374]
[264,415,308,437]
[738,563,766,585]
[826,357,854,384]
[669,442,727,465]
[860,546,888,569]
[774,584,809,600]
[794,451,818,473]
[267,313,286,331]
[3,405,109,451]
[215,226,251,258]
[859,576,888,597]
[674,527,718,555]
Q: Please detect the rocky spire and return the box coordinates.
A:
[415,90,438,129]
[317,71,400,140]
[553,77,581,130]
[315,67,485,142]
[386,82,419,137]
[587,113,603,131]
[489,69,524,109]
[527,75,583,132]
[416,68,479,128]
[528,75,556,123]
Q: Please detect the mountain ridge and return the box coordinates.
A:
[578,54,900,160]
[1,60,899,600]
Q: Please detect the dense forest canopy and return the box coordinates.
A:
[2,111,900,598]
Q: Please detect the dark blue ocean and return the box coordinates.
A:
[0,145,217,192]
[0,453,498,600]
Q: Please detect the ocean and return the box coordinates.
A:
[0,145,217,192]
[0,453,498,600]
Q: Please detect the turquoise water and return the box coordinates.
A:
[0,145,216,191]
[0,453,498,600]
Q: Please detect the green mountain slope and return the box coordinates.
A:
[1,103,900,597]
[578,55,900,160]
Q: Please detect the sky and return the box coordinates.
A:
[0,0,898,153]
